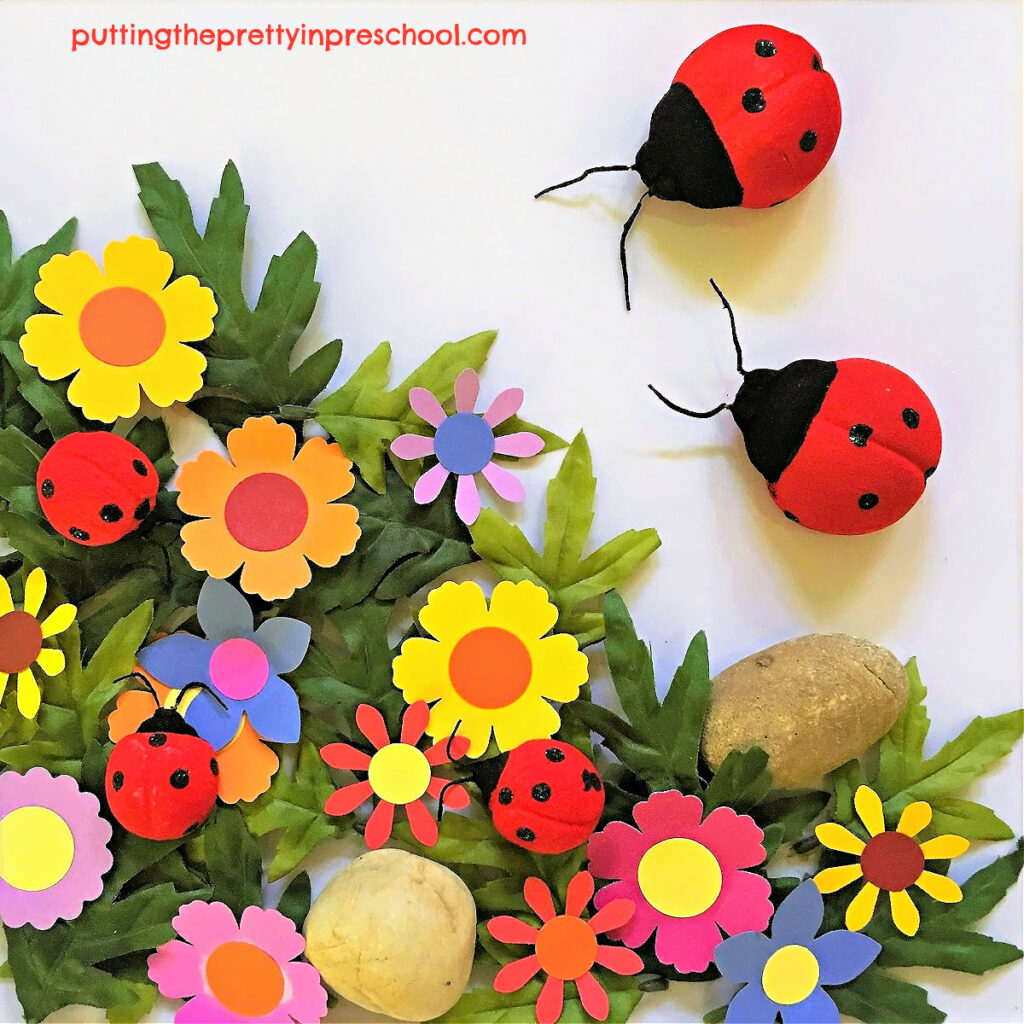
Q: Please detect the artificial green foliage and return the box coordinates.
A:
[276,872,313,932]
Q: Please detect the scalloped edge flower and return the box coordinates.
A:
[715,880,881,1024]
[391,367,543,524]
[0,768,113,929]
[148,900,328,1023]
[813,785,969,936]
[487,872,643,1024]
[321,701,470,849]
[20,236,215,422]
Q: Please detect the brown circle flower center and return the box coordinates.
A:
[79,287,166,366]
[0,611,43,674]
[860,831,925,891]
[448,627,532,709]
[223,472,309,552]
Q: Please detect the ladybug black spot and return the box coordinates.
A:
[812,54,823,71]
[902,408,920,429]
[849,424,873,447]
[859,493,880,510]
[69,527,90,541]
[582,770,603,792]
[170,769,190,789]
[544,747,565,763]
[800,131,818,153]
[755,39,776,57]
[111,771,124,791]
[532,783,552,803]
[925,466,936,479]
[100,503,124,523]
[742,88,766,113]
[134,498,152,521]
[784,510,800,523]
[149,733,167,747]
[210,758,219,776]
[132,459,149,476]
[516,827,536,843]
[498,787,513,805]
[41,479,55,499]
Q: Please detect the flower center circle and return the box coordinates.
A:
[209,638,270,700]
[79,287,166,366]
[860,831,926,891]
[536,915,598,981]
[433,413,496,475]
[0,611,43,674]
[448,627,532,709]
[224,472,309,552]
[761,944,820,1006]
[205,941,285,1017]
[637,837,723,918]
[368,743,433,805]
[0,806,75,891]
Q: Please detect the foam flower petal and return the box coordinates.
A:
[254,616,312,675]
[854,786,886,837]
[812,930,882,985]
[483,387,524,426]
[356,704,391,751]
[364,799,396,849]
[814,863,864,893]
[493,431,545,457]
[897,801,933,837]
[845,883,880,931]
[815,822,866,856]
[242,675,301,744]
[405,798,440,846]
[40,603,77,639]
[916,871,963,903]
[320,743,372,772]
[488,917,541,946]
[494,955,542,993]
[536,977,564,1024]
[714,930,775,983]
[575,972,609,1021]
[524,877,557,923]
[587,898,635,936]
[481,461,525,502]
[920,835,970,860]
[770,877,824,944]
[593,945,644,975]
[392,433,437,459]
[324,781,374,816]
[454,367,480,412]
[197,578,255,642]
[409,387,447,427]
[565,870,595,917]
[725,983,779,1024]
[455,473,481,524]
[780,987,839,1024]
[414,463,450,504]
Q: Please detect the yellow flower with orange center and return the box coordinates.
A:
[20,237,216,422]
[814,785,969,936]
[175,416,361,601]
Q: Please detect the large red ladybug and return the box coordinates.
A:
[536,24,842,307]
[650,281,941,536]
[105,678,220,840]
[36,432,158,546]
[486,740,605,855]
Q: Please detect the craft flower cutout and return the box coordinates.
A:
[148,900,328,1023]
[587,790,773,973]
[392,580,588,757]
[0,568,77,718]
[321,701,470,849]
[391,367,543,524]
[487,872,643,1024]
[715,880,881,1024]
[0,768,112,929]
[813,785,968,937]
[177,416,360,600]
[20,236,215,422]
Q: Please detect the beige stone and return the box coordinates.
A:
[304,849,476,1022]
[702,634,908,788]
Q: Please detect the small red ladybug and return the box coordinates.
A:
[105,676,220,840]
[486,739,605,855]
[536,24,841,307]
[37,432,158,546]
[650,281,941,536]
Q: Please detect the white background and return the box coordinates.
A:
[0,1,1021,1022]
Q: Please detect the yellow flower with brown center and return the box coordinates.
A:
[20,236,216,422]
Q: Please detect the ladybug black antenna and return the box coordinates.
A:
[620,190,651,311]
[445,719,467,765]
[435,719,473,823]
[648,385,729,419]
[115,672,159,702]
[534,163,635,200]
[172,682,229,714]
[709,277,746,376]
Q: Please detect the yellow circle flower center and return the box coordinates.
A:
[448,627,532,709]
[0,806,75,891]
[637,838,723,918]
[79,287,166,366]
[368,743,432,804]
[761,945,820,1006]
[205,941,285,1017]
[0,610,43,674]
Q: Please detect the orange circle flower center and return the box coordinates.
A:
[861,831,925,891]
[224,472,309,552]
[205,941,285,1017]
[79,287,166,366]
[536,915,597,981]
[0,611,43,674]
[449,627,532,709]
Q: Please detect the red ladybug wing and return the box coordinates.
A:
[674,24,841,208]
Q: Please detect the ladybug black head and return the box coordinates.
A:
[138,706,199,737]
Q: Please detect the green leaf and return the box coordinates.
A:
[926,837,1024,929]
[927,795,1016,840]
[702,747,773,814]
[877,926,1022,974]
[603,591,659,735]
[831,966,946,1023]
[206,805,263,914]
[876,658,930,796]
[276,871,312,932]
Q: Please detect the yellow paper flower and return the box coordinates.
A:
[392,580,588,757]
[20,236,216,422]
[0,569,77,718]
[814,785,969,937]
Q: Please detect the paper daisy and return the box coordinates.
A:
[391,367,543,524]
[176,417,361,600]
[321,701,470,849]
[0,768,112,929]
[487,872,643,1024]
[20,236,215,422]
[586,790,773,973]
[715,880,881,1024]
[0,568,77,718]
[813,785,969,937]
[392,579,588,757]
[148,900,328,1023]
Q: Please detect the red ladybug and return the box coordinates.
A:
[650,281,941,536]
[37,432,158,546]
[487,740,605,855]
[536,24,842,307]
[105,680,220,840]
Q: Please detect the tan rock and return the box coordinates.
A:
[304,849,476,1022]
[702,634,908,788]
